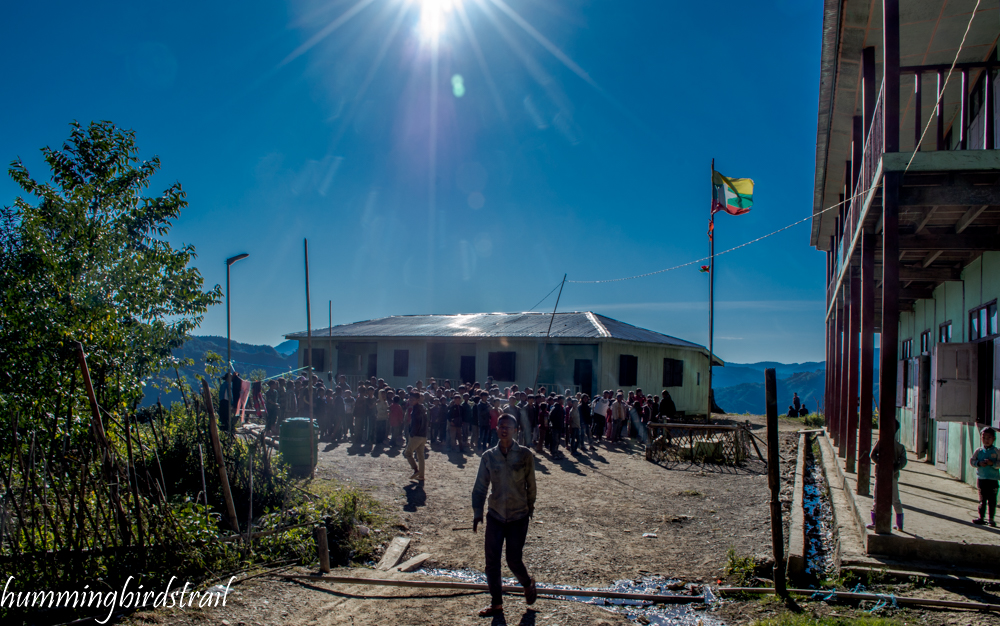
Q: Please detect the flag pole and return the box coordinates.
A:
[707,159,715,423]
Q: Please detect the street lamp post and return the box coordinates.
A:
[225,254,250,427]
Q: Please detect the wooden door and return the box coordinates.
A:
[936,423,949,469]
[915,355,930,457]
[931,342,978,423]
[993,338,1000,429]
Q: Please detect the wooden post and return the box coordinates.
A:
[936,71,946,150]
[304,239,313,425]
[914,71,922,149]
[198,444,210,527]
[315,525,331,573]
[852,115,863,190]
[75,342,109,452]
[846,270,861,473]
[201,378,240,533]
[875,0,901,535]
[832,218,842,447]
[862,47,877,134]
[765,368,786,596]
[834,296,844,451]
[858,233,875,495]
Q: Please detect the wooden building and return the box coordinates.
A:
[811,0,1000,532]
[284,312,722,417]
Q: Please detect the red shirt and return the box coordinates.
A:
[389,403,404,427]
[489,408,500,430]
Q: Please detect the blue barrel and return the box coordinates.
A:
[280,417,318,476]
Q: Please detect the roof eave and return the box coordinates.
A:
[811,0,843,250]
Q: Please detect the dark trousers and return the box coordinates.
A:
[593,416,605,441]
[978,479,998,521]
[484,514,532,606]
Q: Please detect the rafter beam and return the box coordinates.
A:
[900,183,1000,206]
[899,232,1000,251]
[955,205,988,233]
[914,205,938,232]
[898,264,958,280]
[921,250,944,268]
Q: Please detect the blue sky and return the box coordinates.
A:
[2,0,825,364]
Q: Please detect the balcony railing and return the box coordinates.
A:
[828,60,999,307]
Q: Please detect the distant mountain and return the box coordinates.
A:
[715,370,825,416]
[275,340,299,356]
[141,336,298,407]
[712,361,825,389]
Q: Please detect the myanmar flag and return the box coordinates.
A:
[712,170,754,216]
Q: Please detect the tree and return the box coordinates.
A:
[0,120,221,428]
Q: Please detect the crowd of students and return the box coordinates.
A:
[255,372,681,459]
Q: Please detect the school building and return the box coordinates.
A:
[283,311,722,418]
[811,0,1000,515]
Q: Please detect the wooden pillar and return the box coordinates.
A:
[831,288,844,454]
[846,269,861,473]
[862,47,877,134]
[852,116,863,191]
[858,233,875,495]
[875,0,900,535]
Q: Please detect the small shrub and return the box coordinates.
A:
[803,413,825,427]
[724,546,757,586]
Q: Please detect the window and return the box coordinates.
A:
[487,351,516,381]
[920,330,931,354]
[306,349,325,372]
[393,350,409,377]
[900,339,912,359]
[662,358,684,387]
[969,301,998,341]
[618,354,638,387]
[938,321,952,344]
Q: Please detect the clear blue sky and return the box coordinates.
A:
[2,0,825,364]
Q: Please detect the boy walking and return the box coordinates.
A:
[971,426,999,526]
[471,414,537,617]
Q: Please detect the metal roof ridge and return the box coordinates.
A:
[584,311,611,338]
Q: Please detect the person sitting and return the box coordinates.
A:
[787,405,798,418]
[799,405,809,417]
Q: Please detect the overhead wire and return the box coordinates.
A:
[567,2,983,287]
[527,280,564,311]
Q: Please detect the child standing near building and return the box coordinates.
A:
[970,426,999,527]
[867,420,907,532]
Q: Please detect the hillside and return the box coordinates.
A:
[141,336,298,406]
[714,370,825,415]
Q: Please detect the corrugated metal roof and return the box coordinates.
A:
[285,312,710,353]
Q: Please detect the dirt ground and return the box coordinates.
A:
[306,415,788,587]
[123,414,1000,625]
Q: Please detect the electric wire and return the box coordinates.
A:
[527,280,564,311]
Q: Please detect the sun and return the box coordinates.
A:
[417,0,459,43]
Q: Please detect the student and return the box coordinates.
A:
[375,389,390,445]
[867,420,907,531]
[404,391,427,481]
[970,426,999,526]
[471,414,538,617]
[388,395,405,447]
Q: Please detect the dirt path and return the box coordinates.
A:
[308,414,798,587]
[127,415,804,626]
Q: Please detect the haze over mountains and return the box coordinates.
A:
[713,350,879,415]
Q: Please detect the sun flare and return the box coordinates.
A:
[417,0,458,42]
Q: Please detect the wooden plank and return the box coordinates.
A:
[955,205,988,234]
[898,265,958,280]
[376,537,411,571]
[899,233,1000,251]
[393,552,431,572]
[900,184,1000,206]
[913,205,937,232]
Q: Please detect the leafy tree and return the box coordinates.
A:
[0,120,221,430]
